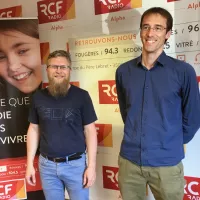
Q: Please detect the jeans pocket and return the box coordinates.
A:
[68,154,86,167]
[39,154,48,166]
[169,162,183,177]
[176,162,183,174]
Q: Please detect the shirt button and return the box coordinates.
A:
[146,86,148,89]
[142,134,145,137]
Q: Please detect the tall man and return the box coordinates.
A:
[26,50,97,200]
[116,7,200,200]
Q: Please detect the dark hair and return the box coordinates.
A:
[140,7,173,32]
[0,19,39,39]
[47,50,71,64]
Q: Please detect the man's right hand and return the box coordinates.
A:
[26,164,36,186]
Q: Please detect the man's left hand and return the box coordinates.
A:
[83,166,96,188]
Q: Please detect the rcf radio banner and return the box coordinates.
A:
[98,80,118,104]
[95,0,142,15]
[96,124,113,147]
[0,157,42,200]
[0,18,44,200]
[37,0,76,24]
[184,176,200,200]
[102,166,119,190]
[0,6,22,17]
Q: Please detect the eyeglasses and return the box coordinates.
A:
[141,25,167,32]
[47,65,71,70]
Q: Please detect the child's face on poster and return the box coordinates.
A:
[0,30,42,93]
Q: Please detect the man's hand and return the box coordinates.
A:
[26,164,36,186]
[83,166,96,188]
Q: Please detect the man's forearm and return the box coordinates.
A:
[182,65,200,143]
[27,123,40,165]
[84,124,97,168]
[116,71,127,123]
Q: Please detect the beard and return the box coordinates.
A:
[47,76,70,97]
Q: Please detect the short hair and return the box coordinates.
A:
[47,50,71,64]
[140,7,173,32]
[0,19,39,39]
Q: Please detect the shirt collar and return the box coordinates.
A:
[136,51,167,67]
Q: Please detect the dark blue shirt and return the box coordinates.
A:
[28,85,97,157]
[116,51,200,167]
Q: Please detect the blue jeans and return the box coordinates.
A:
[39,153,89,200]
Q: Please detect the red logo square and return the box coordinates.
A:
[98,80,118,104]
[37,0,75,24]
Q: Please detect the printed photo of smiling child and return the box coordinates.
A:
[0,19,42,160]
[0,18,42,94]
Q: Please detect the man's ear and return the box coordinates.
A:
[165,30,171,40]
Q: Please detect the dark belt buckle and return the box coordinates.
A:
[53,158,62,163]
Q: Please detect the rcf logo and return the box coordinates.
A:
[0,179,26,200]
[0,6,22,17]
[96,124,113,147]
[37,0,75,24]
[103,166,119,190]
[95,0,142,15]
[98,80,118,104]
[184,176,200,200]
[40,43,50,65]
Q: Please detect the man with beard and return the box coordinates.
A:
[25,50,98,200]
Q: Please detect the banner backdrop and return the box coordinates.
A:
[0,0,200,200]
[0,18,44,199]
